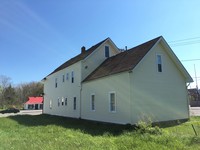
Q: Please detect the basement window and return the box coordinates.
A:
[156,54,162,72]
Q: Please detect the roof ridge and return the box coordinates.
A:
[83,36,161,82]
[46,38,109,77]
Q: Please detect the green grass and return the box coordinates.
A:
[0,115,200,150]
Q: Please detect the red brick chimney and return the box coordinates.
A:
[81,46,86,53]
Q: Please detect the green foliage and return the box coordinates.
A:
[0,115,199,150]
[136,117,163,135]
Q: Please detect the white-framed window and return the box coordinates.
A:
[66,73,69,80]
[71,71,74,83]
[55,78,58,88]
[109,92,116,112]
[73,97,76,110]
[91,94,95,111]
[105,46,110,58]
[156,54,162,72]
[58,98,60,107]
[65,98,67,106]
[62,75,65,82]
[61,97,64,106]
[49,100,52,109]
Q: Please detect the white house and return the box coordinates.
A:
[43,36,193,125]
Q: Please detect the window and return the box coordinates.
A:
[62,75,65,82]
[71,71,74,83]
[55,78,58,88]
[49,100,52,109]
[109,92,116,112]
[91,94,95,111]
[73,97,76,110]
[66,73,69,80]
[58,98,60,106]
[156,54,162,72]
[65,98,67,106]
[105,46,110,58]
[61,97,64,106]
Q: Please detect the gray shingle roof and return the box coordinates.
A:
[83,36,161,82]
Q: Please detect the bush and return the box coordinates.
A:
[136,117,163,135]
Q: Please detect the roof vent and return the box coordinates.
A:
[81,46,86,53]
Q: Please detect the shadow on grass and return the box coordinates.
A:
[8,114,135,136]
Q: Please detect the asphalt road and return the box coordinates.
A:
[0,108,199,118]
[0,110,42,117]
[190,107,200,116]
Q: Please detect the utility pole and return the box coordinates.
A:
[194,64,198,89]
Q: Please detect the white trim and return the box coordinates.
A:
[109,91,116,113]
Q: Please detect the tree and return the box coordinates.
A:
[0,75,12,108]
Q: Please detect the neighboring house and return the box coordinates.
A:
[24,97,43,110]
[188,88,200,107]
[42,36,193,125]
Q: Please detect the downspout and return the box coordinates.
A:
[129,70,133,124]
[79,84,82,119]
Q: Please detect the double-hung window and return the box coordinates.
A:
[91,94,95,111]
[65,98,67,106]
[109,92,116,112]
[71,71,74,83]
[55,78,58,88]
[156,54,162,72]
[73,97,76,110]
[105,46,110,58]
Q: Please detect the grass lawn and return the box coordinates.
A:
[0,115,200,150]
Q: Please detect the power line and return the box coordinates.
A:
[168,36,200,47]
[169,37,200,43]
[181,59,200,62]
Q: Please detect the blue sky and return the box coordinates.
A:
[0,0,200,88]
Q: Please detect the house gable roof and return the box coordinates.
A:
[47,38,109,77]
[83,36,161,82]
[25,97,43,104]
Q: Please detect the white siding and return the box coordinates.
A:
[130,43,189,124]
[81,40,119,80]
[43,62,81,118]
[82,72,131,124]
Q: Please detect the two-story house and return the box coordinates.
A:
[43,36,193,125]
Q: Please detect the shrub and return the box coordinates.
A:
[136,117,163,135]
